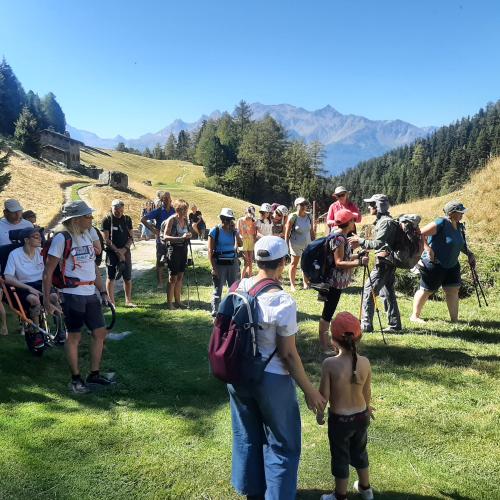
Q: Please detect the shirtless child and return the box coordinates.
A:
[317,312,375,500]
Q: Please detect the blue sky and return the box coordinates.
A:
[1,0,499,138]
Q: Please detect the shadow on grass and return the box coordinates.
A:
[297,490,457,500]
[407,325,500,344]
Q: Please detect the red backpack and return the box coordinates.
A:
[41,231,95,289]
[208,278,282,384]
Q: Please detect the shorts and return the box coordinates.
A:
[61,293,105,333]
[14,281,43,312]
[156,239,167,262]
[241,237,255,252]
[289,242,307,257]
[328,409,370,479]
[321,287,343,322]
[106,249,132,281]
[166,244,188,275]
[419,261,461,292]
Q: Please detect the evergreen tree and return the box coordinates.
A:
[152,142,164,160]
[41,92,66,133]
[143,147,152,158]
[195,122,229,176]
[234,100,252,140]
[116,142,128,152]
[0,139,11,192]
[0,58,25,136]
[14,106,40,157]
[25,90,47,130]
[176,130,191,160]
[164,133,177,159]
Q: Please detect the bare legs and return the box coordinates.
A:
[241,251,254,278]
[411,286,460,323]
[66,326,107,375]
[289,255,300,291]
[444,286,459,322]
[167,273,185,309]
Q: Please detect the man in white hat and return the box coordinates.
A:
[208,208,242,316]
[0,199,34,246]
[326,186,361,232]
[101,199,135,307]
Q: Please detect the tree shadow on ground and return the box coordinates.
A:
[407,325,500,344]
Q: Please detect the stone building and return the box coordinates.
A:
[40,129,83,169]
[99,170,128,190]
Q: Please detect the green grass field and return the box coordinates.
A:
[0,255,498,499]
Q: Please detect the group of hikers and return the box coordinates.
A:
[0,183,477,499]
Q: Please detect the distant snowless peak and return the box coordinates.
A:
[68,102,434,175]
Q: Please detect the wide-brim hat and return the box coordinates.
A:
[443,200,467,215]
[61,200,94,222]
[220,207,235,219]
[333,186,350,196]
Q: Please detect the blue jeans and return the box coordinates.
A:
[228,372,301,500]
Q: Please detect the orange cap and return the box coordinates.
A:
[334,209,354,226]
[331,312,362,342]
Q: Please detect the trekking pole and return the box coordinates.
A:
[359,263,366,321]
[364,264,387,345]
[185,257,191,309]
[189,241,201,302]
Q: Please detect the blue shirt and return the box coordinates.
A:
[428,217,465,268]
[148,205,175,238]
[209,225,237,259]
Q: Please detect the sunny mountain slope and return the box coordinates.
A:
[2,152,85,226]
[363,156,500,247]
[80,149,250,226]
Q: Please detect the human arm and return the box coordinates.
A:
[284,216,294,245]
[141,208,160,236]
[316,361,331,424]
[333,240,368,269]
[277,334,326,414]
[349,218,395,251]
[420,221,438,261]
[42,255,63,315]
[4,274,41,295]
[362,361,374,419]
[207,234,217,276]
[310,216,316,241]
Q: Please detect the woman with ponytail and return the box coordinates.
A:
[316,312,375,500]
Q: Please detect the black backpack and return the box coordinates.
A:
[386,215,423,269]
[301,232,340,283]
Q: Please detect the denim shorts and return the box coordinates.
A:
[419,261,461,291]
[328,409,370,479]
[61,292,105,333]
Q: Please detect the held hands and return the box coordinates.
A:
[359,255,369,266]
[305,388,327,415]
[316,411,326,425]
[348,235,361,249]
[369,406,376,420]
[183,232,192,240]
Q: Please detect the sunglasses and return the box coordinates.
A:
[368,202,376,208]
[337,193,346,198]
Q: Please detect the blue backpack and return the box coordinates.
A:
[301,233,340,284]
[208,278,282,384]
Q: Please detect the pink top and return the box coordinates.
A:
[326,200,362,228]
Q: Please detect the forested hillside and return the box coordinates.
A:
[332,101,500,206]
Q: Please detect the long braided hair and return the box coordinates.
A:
[338,333,360,384]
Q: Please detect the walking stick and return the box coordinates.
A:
[188,241,201,302]
[459,223,488,307]
[359,263,366,321]
[364,264,387,345]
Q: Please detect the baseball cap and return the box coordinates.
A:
[334,186,349,195]
[334,209,355,225]
[219,207,235,219]
[294,197,307,207]
[61,200,94,222]
[443,200,467,215]
[331,312,362,342]
[112,199,124,207]
[363,194,388,203]
[260,203,272,213]
[254,235,289,262]
[4,199,23,212]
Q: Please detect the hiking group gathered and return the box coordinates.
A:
[0,184,480,500]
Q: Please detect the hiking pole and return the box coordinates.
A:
[185,256,191,309]
[359,262,367,321]
[364,264,387,345]
[188,241,201,303]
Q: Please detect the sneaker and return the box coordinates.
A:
[382,326,402,333]
[353,480,374,500]
[33,334,45,349]
[86,373,115,386]
[70,378,90,394]
[311,282,330,293]
[320,494,337,500]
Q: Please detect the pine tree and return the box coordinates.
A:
[41,92,66,133]
[116,142,128,152]
[143,147,152,158]
[176,130,191,161]
[164,133,177,159]
[0,58,26,136]
[0,138,11,192]
[234,100,252,140]
[153,143,164,160]
[14,106,40,157]
[25,90,47,130]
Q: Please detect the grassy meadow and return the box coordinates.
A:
[0,253,498,499]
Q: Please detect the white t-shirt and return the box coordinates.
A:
[48,232,96,296]
[0,218,34,246]
[238,277,298,375]
[4,247,44,283]
[256,219,273,238]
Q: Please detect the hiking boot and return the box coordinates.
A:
[353,480,374,500]
[70,378,90,394]
[382,326,402,333]
[361,325,373,333]
[86,372,116,386]
[311,282,330,293]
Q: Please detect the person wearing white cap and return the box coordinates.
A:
[256,202,273,239]
[43,200,112,394]
[0,199,34,246]
[285,197,315,291]
[227,236,326,500]
[101,199,135,307]
[208,208,243,316]
[326,186,362,232]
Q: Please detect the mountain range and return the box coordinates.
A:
[68,103,434,174]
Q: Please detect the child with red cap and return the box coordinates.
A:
[317,312,374,500]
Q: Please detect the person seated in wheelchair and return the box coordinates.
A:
[3,227,60,346]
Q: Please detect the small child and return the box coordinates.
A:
[317,311,374,500]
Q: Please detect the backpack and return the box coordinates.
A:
[300,232,339,284]
[93,226,105,266]
[41,231,97,288]
[386,214,423,269]
[213,225,237,260]
[208,278,282,384]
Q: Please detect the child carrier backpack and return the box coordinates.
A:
[41,231,96,289]
[387,214,423,269]
[208,278,282,384]
[301,233,338,284]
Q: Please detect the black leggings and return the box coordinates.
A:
[321,287,343,322]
